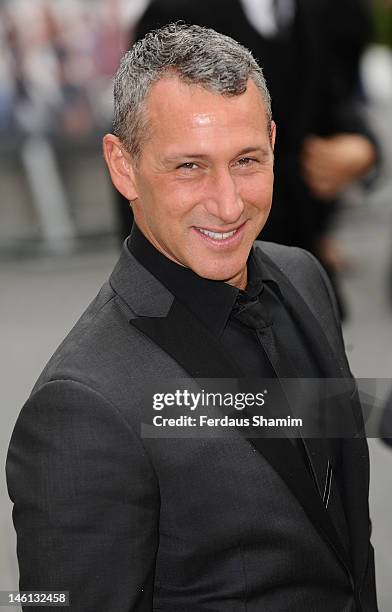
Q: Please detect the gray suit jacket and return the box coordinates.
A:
[6,241,378,611]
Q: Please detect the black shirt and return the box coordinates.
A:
[128,223,321,381]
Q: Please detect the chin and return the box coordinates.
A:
[192,260,245,283]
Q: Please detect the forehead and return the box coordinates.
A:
[143,76,269,147]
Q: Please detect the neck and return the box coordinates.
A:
[225,267,248,290]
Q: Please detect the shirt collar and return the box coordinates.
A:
[128,224,274,336]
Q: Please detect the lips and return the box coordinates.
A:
[194,221,246,242]
[196,227,238,241]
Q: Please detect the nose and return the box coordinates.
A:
[204,168,244,224]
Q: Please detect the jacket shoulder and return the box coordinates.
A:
[253,240,324,285]
[254,240,315,271]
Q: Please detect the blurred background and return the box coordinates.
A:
[1,0,392,609]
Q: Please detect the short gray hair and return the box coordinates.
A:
[113,22,272,161]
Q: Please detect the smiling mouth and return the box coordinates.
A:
[195,224,244,241]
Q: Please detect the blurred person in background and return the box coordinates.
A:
[0,0,150,140]
[115,0,377,319]
[0,0,137,251]
[1,0,131,140]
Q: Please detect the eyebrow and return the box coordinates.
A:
[236,146,271,158]
[164,154,206,164]
[164,146,271,164]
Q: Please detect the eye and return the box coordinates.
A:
[177,162,199,170]
[236,157,256,167]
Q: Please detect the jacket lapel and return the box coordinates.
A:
[254,246,349,378]
[110,244,242,380]
[131,298,242,378]
[110,243,353,575]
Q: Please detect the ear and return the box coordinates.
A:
[102,134,138,201]
[270,120,277,152]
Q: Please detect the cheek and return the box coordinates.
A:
[241,176,274,210]
[163,180,204,219]
[136,176,177,221]
[145,185,197,236]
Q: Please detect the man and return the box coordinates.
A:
[7,24,377,611]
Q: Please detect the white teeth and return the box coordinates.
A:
[197,228,237,240]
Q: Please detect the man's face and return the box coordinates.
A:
[127,77,274,289]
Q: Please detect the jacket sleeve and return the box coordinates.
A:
[6,379,159,611]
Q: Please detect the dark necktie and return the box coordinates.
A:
[232,284,292,376]
[232,284,295,422]
[232,285,316,476]
[232,286,270,330]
